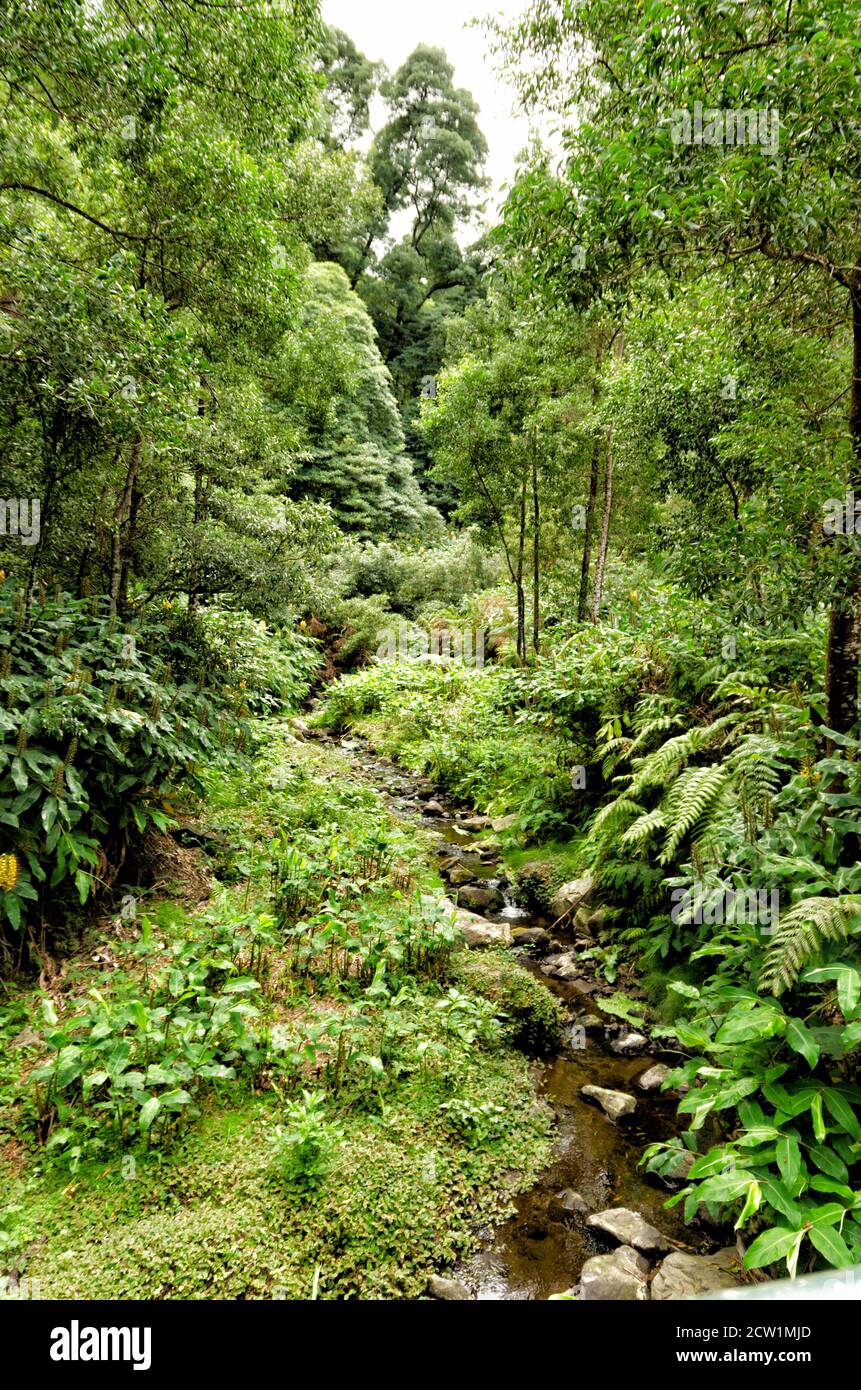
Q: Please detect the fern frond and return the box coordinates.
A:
[628,712,741,800]
[660,764,730,865]
[760,895,861,996]
[620,807,667,850]
[625,714,685,761]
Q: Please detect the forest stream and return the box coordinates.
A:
[316,729,725,1300]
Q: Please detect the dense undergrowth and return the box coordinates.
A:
[0,716,558,1298]
[316,583,861,1278]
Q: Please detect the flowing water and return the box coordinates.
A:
[323,732,723,1300]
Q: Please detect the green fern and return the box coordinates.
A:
[660,764,730,865]
[760,895,861,996]
[620,806,667,850]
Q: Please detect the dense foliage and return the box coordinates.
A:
[2,0,860,1300]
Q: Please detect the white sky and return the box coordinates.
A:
[321,0,535,229]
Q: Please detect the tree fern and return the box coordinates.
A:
[760,895,861,996]
[660,764,730,864]
[627,712,741,800]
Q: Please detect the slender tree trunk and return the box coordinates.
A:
[577,436,601,622]
[188,389,211,614]
[531,436,540,655]
[590,433,614,624]
[516,469,527,661]
[118,477,141,616]
[109,434,141,615]
[825,287,861,736]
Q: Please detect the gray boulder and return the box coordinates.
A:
[540,951,580,981]
[438,897,512,949]
[580,1245,650,1301]
[551,1188,590,1219]
[586,1208,670,1255]
[550,875,594,920]
[457,884,502,913]
[428,1275,473,1301]
[637,1062,671,1092]
[651,1248,742,1300]
[610,1031,649,1055]
[581,1085,637,1120]
[511,927,550,950]
[446,863,477,887]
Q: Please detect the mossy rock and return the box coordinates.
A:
[511,860,557,912]
[455,949,565,1055]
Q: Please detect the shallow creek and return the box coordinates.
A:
[319,731,721,1300]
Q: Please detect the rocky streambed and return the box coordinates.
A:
[313,727,744,1302]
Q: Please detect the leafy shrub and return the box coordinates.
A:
[644,972,861,1276]
[197,608,321,712]
[439,1097,508,1148]
[456,950,565,1054]
[0,582,245,953]
[27,911,270,1166]
[270,1089,344,1186]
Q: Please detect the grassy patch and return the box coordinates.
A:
[0,717,554,1300]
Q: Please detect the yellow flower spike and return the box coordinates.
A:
[0,853,19,892]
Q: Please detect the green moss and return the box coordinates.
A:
[454,949,566,1055]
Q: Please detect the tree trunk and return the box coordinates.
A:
[590,433,614,624]
[577,435,601,622]
[825,286,861,736]
[109,434,141,615]
[516,468,527,661]
[531,435,540,655]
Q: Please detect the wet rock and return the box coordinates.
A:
[459,918,513,948]
[651,1248,742,1301]
[580,1085,637,1121]
[539,951,580,980]
[610,1031,649,1055]
[666,1149,697,1181]
[477,838,502,858]
[290,717,310,738]
[490,813,517,832]
[637,1062,671,1092]
[459,815,492,830]
[428,1275,473,1301]
[580,1245,650,1301]
[446,863,477,886]
[570,978,598,995]
[511,927,550,950]
[457,884,503,912]
[586,1208,670,1255]
[551,1188,590,1219]
[423,800,446,816]
[439,897,513,949]
[572,1011,604,1031]
[586,907,608,932]
[550,875,594,920]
